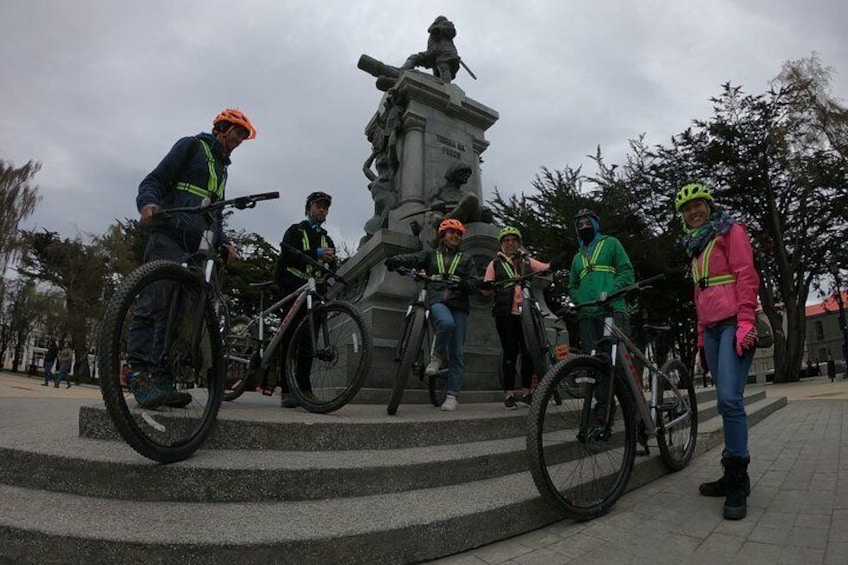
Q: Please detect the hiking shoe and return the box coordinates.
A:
[441,394,458,411]
[425,354,444,376]
[518,393,533,408]
[280,393,298,408]
[504,396,518,410]
[131,372,192,409]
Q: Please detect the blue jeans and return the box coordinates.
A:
[43,360,55,384]
[429,303,468,397]
[126,232,189,371]
[704,322,754,459]
[56,362,71,385]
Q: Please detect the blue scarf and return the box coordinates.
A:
[682,209,735,258]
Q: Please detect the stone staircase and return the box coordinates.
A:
[0,386,786,564]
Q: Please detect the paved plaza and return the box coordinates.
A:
[431,376,848,565]
[2,371,848,564]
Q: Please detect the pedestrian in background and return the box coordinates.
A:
[41,340,58,387]
[55,343,73,389]
[827,355,836,383]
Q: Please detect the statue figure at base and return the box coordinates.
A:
[410,163,493,249]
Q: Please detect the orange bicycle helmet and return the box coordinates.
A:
[213,108,257,139]
[438,218,466,234]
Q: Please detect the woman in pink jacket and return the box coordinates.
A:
[676,183,760,521]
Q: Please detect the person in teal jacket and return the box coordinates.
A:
[568,209,634,420]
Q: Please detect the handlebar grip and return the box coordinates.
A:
[249,191,280,201]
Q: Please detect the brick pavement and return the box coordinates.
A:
[430,379,848,565]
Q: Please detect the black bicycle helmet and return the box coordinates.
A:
[305,191,332,213]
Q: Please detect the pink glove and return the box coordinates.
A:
[735,321,757,356]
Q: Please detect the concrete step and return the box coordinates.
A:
[3,389,773,504]
[0,396,787,565]
[77,386,753,451]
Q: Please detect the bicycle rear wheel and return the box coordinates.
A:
[98,260,224,463]
[527,355,636,520]
[656,358,698,471]
[223,315,257,402]
[522,305,562,405]
[388,308,426,415]
[286,300,372,414]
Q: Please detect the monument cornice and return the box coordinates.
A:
[392,72,499,131]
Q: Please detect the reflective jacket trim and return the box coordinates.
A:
[692,239,736,289]
[174,139,225,200]
[578,238,616,279]
[287,229,328,280]
[436,250,463,282]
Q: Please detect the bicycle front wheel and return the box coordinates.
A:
[286,300,372,414]
[388,308,426,415]
[527,355,636,520]
[98,260,224,463]
[656,358,698,471]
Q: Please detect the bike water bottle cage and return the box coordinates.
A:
[175,139,225,201]
[691,239,735,290]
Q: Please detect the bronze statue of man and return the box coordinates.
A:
[399,15,460,83]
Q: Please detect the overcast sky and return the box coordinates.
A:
[2,0,847,253]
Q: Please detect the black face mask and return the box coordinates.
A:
[578,226,595,245]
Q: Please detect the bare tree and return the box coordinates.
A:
[0,160,41,275]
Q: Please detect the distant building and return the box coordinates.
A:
[804,292,848,376]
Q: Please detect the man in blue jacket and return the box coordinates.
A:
[128,108,257,409]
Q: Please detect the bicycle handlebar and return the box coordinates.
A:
[160,191,280,216]
[392,266,480,289]
[567,273,666,311]
[485,269,552,289]
[282,241,350,287]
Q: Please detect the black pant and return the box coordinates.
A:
[495,315,533,392]
[278,302,314,393]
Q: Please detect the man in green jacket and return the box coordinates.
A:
[568,209,634,420]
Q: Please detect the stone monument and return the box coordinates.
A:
[337,18,548,400]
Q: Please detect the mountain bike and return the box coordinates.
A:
[487,269,563,405]
[98,192,279,463]
[526,274,698,520]
[222,243,372,413]
[387,267,455,415]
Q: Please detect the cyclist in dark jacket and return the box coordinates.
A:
[128,108,256,409]
[483,226,554,410]
[275,191,337,408]
[385,218,479,411]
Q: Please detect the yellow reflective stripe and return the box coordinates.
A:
[175,182,209,199]
[294,230,330,281]
[578,239,616,279]
[692,239,736,287]
[499,259,516,279]
[198,140,224,199]
[174,139,224,200]
[706,274,736,286]
[436,250,462,281]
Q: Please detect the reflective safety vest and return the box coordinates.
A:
[175,139,225,201]
[691,239,736,290]
[577,237,616,279]
[436,250,463,282]
[287,228,329,281]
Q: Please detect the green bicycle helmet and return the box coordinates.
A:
[497,225,522,242]
[675,183,714,212]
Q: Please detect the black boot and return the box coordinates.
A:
[699,456,751,497]
[723,457,749,520]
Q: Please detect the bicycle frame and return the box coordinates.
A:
[595,317,692,436]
